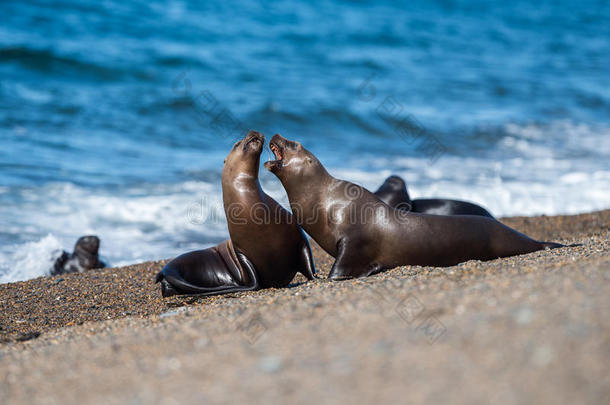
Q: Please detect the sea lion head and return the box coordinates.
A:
[264,134,323,183]
[378,175,410,199]
[382,175,407,192]
[74,235,100,255]
[223,130,264,180]
[73,235,101,269]
[374,175,412,209]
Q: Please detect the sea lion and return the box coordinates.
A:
[51,235,107,276]
[265,134,564,280]
[154,240,259,297]
[374,175,494,218]
[156,130,316,297]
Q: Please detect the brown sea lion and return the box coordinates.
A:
[265,134,564,280]
[51,235,107,276]
[156,131,315,296]
[374,175,494,218]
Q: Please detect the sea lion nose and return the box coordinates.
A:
[246,130,263,140]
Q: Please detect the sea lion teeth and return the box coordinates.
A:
[270,143,282,160]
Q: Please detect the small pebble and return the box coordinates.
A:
[513,307,533,325]
[258,355,283,373]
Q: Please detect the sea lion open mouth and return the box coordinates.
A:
[269,142,283,161]
[264,134,288,173]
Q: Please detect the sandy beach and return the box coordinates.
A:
[1,210,608,404]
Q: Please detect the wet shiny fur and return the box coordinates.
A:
[156,131,315,297]
[265,134,564,280]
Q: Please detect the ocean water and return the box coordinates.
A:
[1,0,609,282]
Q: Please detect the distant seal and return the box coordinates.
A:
[265,134,564,280]
[156,130,316,297]
[51,235,107,276]
[374,175,494,218]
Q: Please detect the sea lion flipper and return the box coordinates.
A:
[540,241,582,249]
[233,249,260,290]
[51,251,70,276]
[328,238,370,280]
[298,239,317,280]
[155,245,261,298]
[156,264,259,298]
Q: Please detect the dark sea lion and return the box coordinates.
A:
[374,175,494,218]
[155,240,259,297]
[265,134,564,280]
[156,130,315,297]
[51,235,107,276]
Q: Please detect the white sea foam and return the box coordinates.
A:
[0,235,64,283]
[335,159,610,217]
[332,121,610,217]
[0,181,229,282]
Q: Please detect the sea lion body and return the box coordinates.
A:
[156,131,315,297]
[51,235,107,276]
[155,240,259,296]
[265,134,563,280]
[374,175,494,218]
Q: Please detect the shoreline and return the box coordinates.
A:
[0,209,607,343]
[1,209,608,403]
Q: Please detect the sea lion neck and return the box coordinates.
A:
[283,166,335,210]
[221,160,261,191]
[222,171,265,210]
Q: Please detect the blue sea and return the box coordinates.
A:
[1,0,609,282]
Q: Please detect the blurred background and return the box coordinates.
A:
[1,0,609,281]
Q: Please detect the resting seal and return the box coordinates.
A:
[374,175,494,218]
[265,134,564,280]
[51,235,107,276]
[156,131,315,297]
